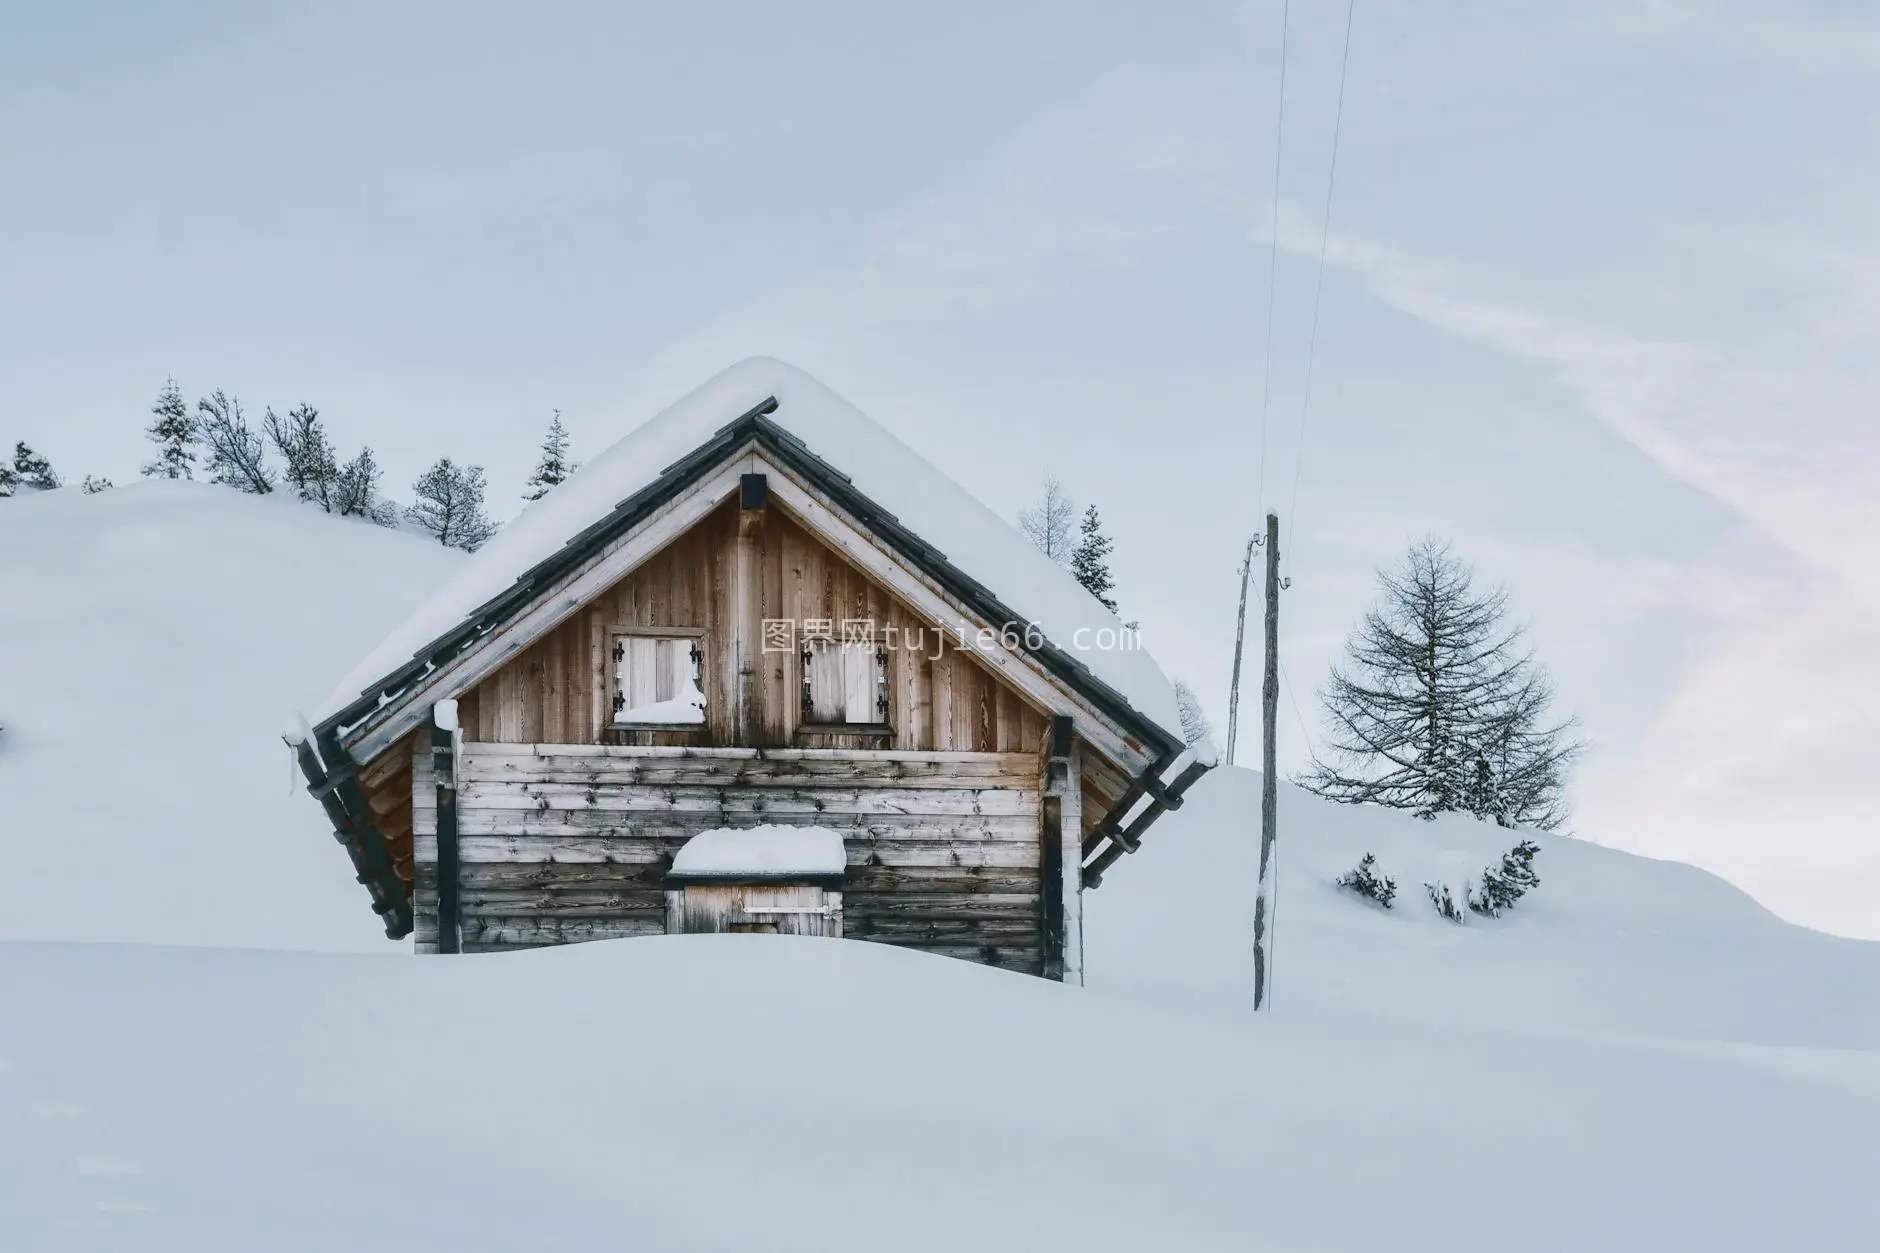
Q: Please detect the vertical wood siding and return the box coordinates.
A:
[460,500,1052,754]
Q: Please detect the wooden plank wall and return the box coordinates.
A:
[457,499,1051,755]
[411,744,1045,972]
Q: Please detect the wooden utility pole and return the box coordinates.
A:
[1224,536,1257,763]
[1252,511,1280,1010]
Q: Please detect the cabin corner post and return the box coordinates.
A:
[431,703,462,955]
[733,471,769,743]
[1042,716,1083,984]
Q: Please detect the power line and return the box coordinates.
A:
[1280,660,1317,763]
[1285,0,1358,532]
[1252,0,1293,514]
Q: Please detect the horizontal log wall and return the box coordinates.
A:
[460,499,1051,754]
[411,744,1044,970]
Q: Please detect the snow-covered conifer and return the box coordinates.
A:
[264,403,339,510]
[1336,853,1397,908]
[1470,839,1542,918]
[333,447,379,517]
[1425,880,1465,923]
[1070,504,1117,611]
[12,442,59,490]
[408,457,497,551]
[141,377,197,480]
[197,391,275,494]
[523,410,574,501]
[82,476,113,494]
[1172,678,1214,751]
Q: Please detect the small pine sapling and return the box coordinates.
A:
[141,377,197,479]
[1470,839,1542,918]
[82,476,113,494]
[523,410,575,500]
[1069,504,1118,611]
[1171,678,1214,751]
[1335,853,1397,908]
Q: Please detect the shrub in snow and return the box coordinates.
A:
[408,457,498,551]
[1425,880,1466,923]
[82,476,113,494]
[1335,853,1397,909]
[524,411,575,500]
[0,459,16,497]
[332,447,399,527]
[12,442,60,490]
[197,390,275,494]
[1470,839,1542,918]
[141,377,197,480]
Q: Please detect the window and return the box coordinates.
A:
[801,633,887,726]
[610,630,706,726]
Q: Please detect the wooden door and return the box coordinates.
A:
[674,884,843,938]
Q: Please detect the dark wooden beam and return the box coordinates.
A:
[431,716,461,955]
[1040,793,1064,979]
[309,730,413,939]
[1081,756,1213,889]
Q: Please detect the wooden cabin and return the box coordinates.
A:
[291,359,1209,981]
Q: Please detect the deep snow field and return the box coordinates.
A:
[2,484,1876,1251]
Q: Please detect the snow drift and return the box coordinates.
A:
[2,476,1876,1252]
[0,482,461,949]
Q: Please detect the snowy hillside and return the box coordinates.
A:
[1,481,1875,1251]
[1090,770,1879,1049]
[0,482,461,949]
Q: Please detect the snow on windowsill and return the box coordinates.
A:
[669,825,848,880]
[613,681,706,726]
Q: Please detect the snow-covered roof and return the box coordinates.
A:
[669,824,848,880]
[311,357,1182,742]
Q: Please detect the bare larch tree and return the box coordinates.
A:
[1300,537,1585,830]
[1017,476,1077,566]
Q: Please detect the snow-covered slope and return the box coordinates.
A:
[2,929,1875,1251]
[0,482,461,949]
[1090,769,1880,1049]
[2,480,1875,1251]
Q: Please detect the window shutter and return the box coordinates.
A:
[840,642,876,723]
[612,634,704,723]
[805,638,846,723]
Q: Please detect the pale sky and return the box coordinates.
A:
[4,1,1876,937]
